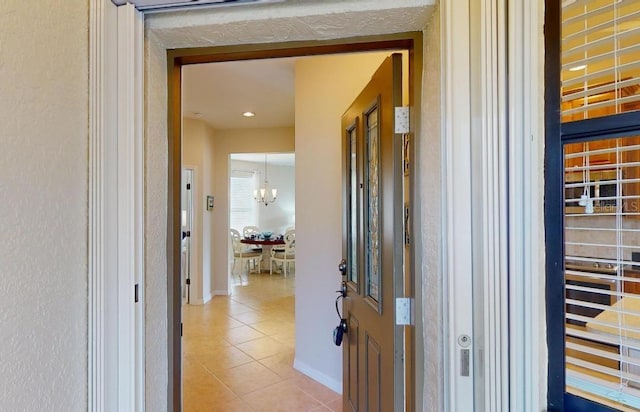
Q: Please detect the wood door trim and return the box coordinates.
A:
[167,32,422,412]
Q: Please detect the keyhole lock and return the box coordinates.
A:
[458,334,471,348]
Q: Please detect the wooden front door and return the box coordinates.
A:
[341,54,406,412]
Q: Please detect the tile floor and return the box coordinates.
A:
[182,269,342,412]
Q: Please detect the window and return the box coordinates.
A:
[547,0,640,409]
[229,171,257,232]
[561,0,640,123]
[563,135,640,409]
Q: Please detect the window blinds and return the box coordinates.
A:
[229,172,257,233]
[561,0,640,122]
[564,136,640,408]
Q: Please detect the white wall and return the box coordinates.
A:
[230,158,296,235]
[183,117,216,304]
[294,51,396,390]
[212,128,295,294]
[256,163,296,233]
[0,1,88,410]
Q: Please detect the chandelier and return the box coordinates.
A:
[254,153,277,206]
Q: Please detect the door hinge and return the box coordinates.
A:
[395,297,414,325]
[180,322,183,337]
[134,283,139,303]
[394,106,410,134]
[186,183,191,190]
[186,278,191,285]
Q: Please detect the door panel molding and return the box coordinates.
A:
[365,335,382,412]
[347,315,359,411]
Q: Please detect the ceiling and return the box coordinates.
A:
[182,58,297,130]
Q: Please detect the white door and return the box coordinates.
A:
[181,169,193,304]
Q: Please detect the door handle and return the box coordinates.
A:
[336,280,347,298]
[333,280,348,346]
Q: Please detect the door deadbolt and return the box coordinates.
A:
[338,259,347,274]
[458,334,471,348]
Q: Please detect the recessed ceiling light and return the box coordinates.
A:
[569,65,587,71]
[243,111,256,117]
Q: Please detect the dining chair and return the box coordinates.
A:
[242,225,262,251]
[242,225,261,238]
[270,229,295,277]
[230,228,262,273]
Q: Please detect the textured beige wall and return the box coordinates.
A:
[147,0,435,49]
[144,29,169,412]
[0,1,88,410]
[419,5,443,411]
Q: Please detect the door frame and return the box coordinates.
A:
[167,34,422,411]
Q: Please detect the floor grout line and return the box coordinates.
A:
[183,269,340,411]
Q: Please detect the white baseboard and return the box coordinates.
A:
[293,358,342,394]
[213,289,229,296]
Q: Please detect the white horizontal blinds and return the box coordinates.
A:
[230,171,257,233]
[564,135,640,408]
[561,0,640,122]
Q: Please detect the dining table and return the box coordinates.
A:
[240,237,285,272]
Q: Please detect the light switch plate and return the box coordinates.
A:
[395,107,410,134]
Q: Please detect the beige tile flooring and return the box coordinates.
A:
[182,270,342,412]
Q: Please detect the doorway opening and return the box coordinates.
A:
[229,152,296,283]
[170,35,422,411]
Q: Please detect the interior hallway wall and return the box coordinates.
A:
[294,51,395,391]
[183,117,216,304]
[0,1,88,409]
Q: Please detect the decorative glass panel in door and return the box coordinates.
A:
[365,106,381,303]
